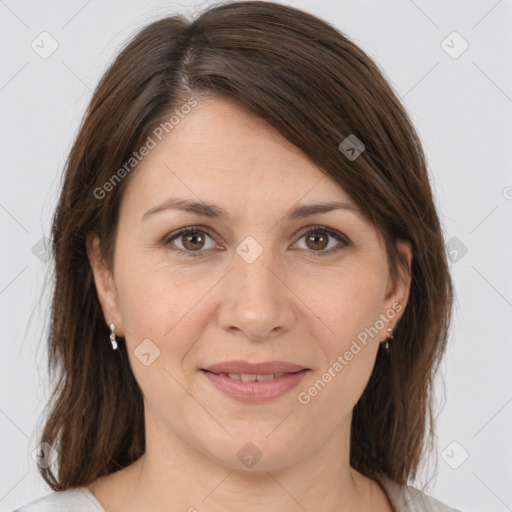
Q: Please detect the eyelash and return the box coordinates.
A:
[161,225,350,259]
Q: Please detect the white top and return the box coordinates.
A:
[12,474,462,511]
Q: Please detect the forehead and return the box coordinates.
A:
[121,97,359,219]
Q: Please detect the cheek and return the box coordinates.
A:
[113,261,206,409]
[113,253,205,356]
[298,265,386,402]
[297,276,383,425]
[115,243,193,321]
[309,264,387,345]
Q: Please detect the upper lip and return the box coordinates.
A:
[202,360,308,375]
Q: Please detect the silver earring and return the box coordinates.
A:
[110,323,118,350]
[384,327,394,351]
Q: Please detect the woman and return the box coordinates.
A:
[14,1,461,511]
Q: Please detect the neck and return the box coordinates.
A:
[120,407,370,512]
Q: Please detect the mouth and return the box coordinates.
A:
[201,369,305,381]
[202,360,309,375]
[200,367,310,404]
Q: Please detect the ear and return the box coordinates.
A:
[381,238,413,328]
[86,234,125,336]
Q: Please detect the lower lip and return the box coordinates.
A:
[201,369,309,404]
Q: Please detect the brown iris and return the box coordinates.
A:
[181,231,206,251]
[305,231,329,251]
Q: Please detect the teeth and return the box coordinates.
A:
[224,372,286,381]
[254,373,275,381]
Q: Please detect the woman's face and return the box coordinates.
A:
[89,97,412,471]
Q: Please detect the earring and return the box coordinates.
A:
[383,327,394,351]
[110,323,118,350]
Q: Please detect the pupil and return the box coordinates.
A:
[308,232,327,250]
[184,232,204,250]
[180,231,329,252]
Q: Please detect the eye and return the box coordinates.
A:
[162,225,350,258]
[162,226,218,257]
[292,225,350,258]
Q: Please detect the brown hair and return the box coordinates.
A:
[39,0,453,490]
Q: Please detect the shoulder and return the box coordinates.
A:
[375,473,463,512]
[12,486,104,512]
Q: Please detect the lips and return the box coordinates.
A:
[202,367,310,403]
[202,360,308,375]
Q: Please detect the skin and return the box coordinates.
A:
[87,96,412,512]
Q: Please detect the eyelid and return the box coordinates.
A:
[291,225,350,257]
[161,225,220,253]
[293,225,350,245]
[162,224,350,257]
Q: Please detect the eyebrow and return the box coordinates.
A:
[141,197,363,223]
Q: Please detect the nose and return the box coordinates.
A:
[216,242,296,341]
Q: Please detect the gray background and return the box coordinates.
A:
[1,0,511,510]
